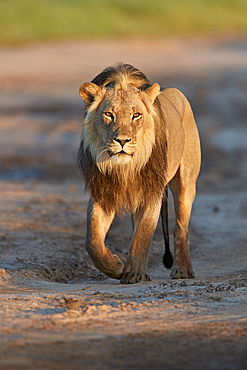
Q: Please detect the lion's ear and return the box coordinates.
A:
[79,83,101,106]
[145,83,160,104]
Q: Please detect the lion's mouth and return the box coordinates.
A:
[109,150,133,157]
[108,150,133,164]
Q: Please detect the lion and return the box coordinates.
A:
[78,63,201,284]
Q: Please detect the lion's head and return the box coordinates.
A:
[79,66,160,175]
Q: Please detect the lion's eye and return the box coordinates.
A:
[103,111,113,119]
[132,113,142,119]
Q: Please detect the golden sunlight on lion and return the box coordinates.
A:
[78,63,201,284]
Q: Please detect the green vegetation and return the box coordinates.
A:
[0,0,247,45]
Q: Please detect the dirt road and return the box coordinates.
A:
[0,38,246,369]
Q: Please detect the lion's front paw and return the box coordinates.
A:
[120,272,151,284]
[170,266,195,279]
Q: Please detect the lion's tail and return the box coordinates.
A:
[161,187,174,269]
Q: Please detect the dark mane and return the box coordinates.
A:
[91,63,151,90]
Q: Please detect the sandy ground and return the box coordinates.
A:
[0,38,247,369]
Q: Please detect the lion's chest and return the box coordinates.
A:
[90,164,165,215]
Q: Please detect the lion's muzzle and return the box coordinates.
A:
[108,137,135,164]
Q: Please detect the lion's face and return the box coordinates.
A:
[79,82,160,173]
[96,86,154,165]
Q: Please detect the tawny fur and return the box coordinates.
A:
[78,63,201,284]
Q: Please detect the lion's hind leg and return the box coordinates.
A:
[169,167,197,279]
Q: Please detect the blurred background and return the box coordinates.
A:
[0,0,246,279]
[0,3,247,367]
[1,0,247,44]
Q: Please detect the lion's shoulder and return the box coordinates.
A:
[159,87,185,107]
[157,87,194,122]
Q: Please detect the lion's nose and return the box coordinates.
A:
[114,138,131,147]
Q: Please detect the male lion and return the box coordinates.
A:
[78,63,201,284]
